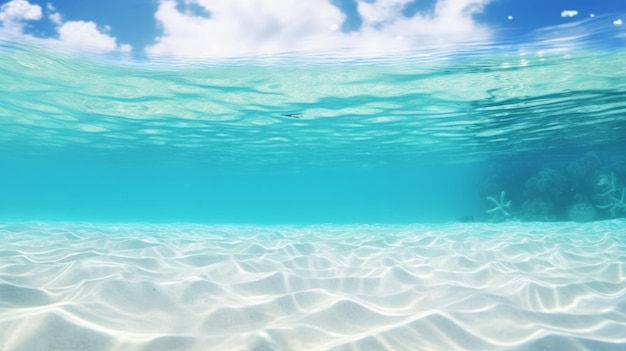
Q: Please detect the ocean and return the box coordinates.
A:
[1,22,625,350]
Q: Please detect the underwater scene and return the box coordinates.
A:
[1,1,626,350]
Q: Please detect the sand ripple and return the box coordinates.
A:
[0,221,625,350]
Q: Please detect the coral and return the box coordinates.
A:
[593,173,626,217]
[479,150,622,223]
[524,167,567,203]
[596,187,626,218]
[567,201,597,222]
[595,172,616,197]
[566,151,602,190]
[520,198,556,222]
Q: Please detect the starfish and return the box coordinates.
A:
[596,187,626,217]
[486,191,511,217]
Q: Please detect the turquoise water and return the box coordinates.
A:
[1,39,625,223]
[1,21,626,351]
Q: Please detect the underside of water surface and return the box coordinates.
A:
[1,37,625,223]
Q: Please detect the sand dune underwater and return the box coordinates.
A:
[1,221,625,350]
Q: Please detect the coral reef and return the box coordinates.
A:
[595,172,617,197]
[592,172,626,218]
[479,151,626,223]
[567,194,597,222]
[566,151,601,192]
[520,167,566,221]
[596,187,626,218]
[524,167,568,204]
[567,202,597,222]
[520,198,556,222]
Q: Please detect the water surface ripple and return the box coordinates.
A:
[1,42,625,165]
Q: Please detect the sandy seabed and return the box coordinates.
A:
[0,221,625,351]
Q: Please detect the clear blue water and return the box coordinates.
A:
[1,31,626,224]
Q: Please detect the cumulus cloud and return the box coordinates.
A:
[356,0,491,45]
[46,3,62,25]
[57,20,131,53]
[147,0,346,57]
[147,0,492,57]
[0,0,130,53]
[560,10,578,18]
[0,0,42,31]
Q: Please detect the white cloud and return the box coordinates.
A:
[0,0,130,53]
[615,19,623,26]
[48,11,61,25]
[57,21,131,53]
[45,2,61,24]
[0,0,42,31]
[147,0,492,58]
[560,10,578,18]
[148,0,347,57]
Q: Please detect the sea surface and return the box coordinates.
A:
[1,17,626,351]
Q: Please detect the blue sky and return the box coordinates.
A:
[0,0,624,57]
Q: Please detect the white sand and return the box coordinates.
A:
[0,221,625,351]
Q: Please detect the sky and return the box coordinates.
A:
[0,0,624,57]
